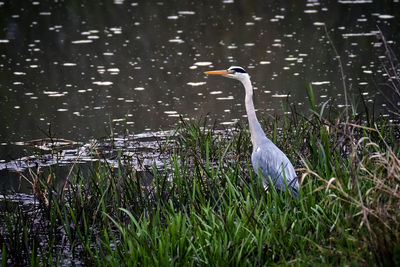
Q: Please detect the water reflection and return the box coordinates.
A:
[0,0,398,163]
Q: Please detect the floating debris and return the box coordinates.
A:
[0,131,176,173]
[22,138,77,150]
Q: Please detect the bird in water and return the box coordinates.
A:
[204,66,299,199]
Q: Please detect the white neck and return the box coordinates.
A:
[241,77,266,147]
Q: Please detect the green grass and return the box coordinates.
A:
[0,87,399,266]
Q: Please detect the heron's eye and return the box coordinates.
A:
[230,67,246,73]
[228,70,236,74]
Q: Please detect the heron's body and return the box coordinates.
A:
[251,137,298,198]
[205,66,299,198]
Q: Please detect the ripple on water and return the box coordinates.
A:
[169,38,184,44]
[164,110,179,117]
[304,10,318,14]
[13,72,26,75]
[71,40,93,44]
[342,31,379,37]
[107,68,120,74]
[220,119,239,125]
[378,14,394,19]
[272,94,291,98]
[194,62,212,66]
[43,91,68,97]
[93,81,113,86]
[284,57,297,61]
[210,91,223,95]
[338,0,372,3]
[177,11,195,15]
[109,27,122,34]
[216,96,234,100]
[48,93,68,97]
[187,82,206,86]
[311,81,330,85]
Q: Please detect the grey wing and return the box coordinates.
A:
[251,140,299,198]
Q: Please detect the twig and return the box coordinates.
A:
[61,140,98,197]
[324,25,349,126]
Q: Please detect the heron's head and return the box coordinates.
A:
[204,66,249,81]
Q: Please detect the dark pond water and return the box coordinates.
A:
[0,0,399,191]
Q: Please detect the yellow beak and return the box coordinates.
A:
[204,70,229,75]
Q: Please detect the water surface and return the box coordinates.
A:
[0,0,399,176]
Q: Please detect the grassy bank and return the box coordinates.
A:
[1,85,399,265]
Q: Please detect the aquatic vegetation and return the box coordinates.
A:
[0,88,398,265]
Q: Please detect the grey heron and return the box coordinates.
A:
[204,66,299,199]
